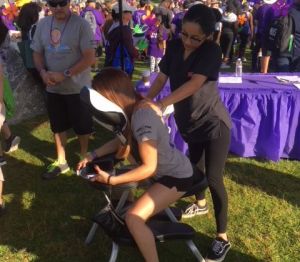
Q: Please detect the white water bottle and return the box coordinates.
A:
[235,58,243,77]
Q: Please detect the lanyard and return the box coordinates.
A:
[50,13,71,45]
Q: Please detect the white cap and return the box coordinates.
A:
[263,0,277,4]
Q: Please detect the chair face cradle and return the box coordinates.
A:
[79,87,207,262]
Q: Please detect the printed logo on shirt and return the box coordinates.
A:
[136,125,152,137]
[150,32,158,39]
[47,28,72,54]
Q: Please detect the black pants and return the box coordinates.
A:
[238,33,249,59]
[188,122,230,233]
[251,34,262,72]
[220,31,235,59]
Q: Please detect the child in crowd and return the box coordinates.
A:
[146,14,168,73]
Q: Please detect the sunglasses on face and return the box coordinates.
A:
[48,0,69,8]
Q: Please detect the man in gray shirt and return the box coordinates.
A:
[31,0,96,179]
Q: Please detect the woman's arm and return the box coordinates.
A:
[77,137,121,170]
[159,74,207,107]
[92,139,158,185]
[249,12,254,40]
[92,137,121,159]
[146,72,168,100]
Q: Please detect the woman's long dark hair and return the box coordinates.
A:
[17,2,41,39]
[92,68,142,159]
[0,18,8,46]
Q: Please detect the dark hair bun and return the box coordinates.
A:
[183,4,216,36]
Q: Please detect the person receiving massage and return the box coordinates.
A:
[145,4,232,262]
[77,68,194,262]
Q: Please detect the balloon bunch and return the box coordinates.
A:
[2,3,19,21]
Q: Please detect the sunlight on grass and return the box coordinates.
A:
[0,246,38,262]
[9,149,44,167]
[1,56,299,262]
[21,191,36,210]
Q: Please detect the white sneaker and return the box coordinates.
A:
[182,203,209,218]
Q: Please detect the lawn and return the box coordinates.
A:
[0,57,299,262]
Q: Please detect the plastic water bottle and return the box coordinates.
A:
[235,58,243,77]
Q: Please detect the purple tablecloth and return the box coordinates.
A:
[136,73,300,161]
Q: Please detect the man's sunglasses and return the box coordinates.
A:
[48,0,69,8]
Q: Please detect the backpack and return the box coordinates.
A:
[111,44,134,76]
[267,14,294,54]
[84,10,97,34]
[238,12,250,34]
[18,24,36,69]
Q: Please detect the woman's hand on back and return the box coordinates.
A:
[138,99,163,117]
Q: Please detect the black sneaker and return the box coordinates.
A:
[42,161,70,180]
[0,156,7,166]
[206,237,231,262]
[4,135,21,153]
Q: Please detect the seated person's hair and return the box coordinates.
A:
[92,68,142,159]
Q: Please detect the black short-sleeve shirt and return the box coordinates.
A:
[159,39,232,143]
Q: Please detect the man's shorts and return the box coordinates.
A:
[46,92,93,135]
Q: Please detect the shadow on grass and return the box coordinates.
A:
[0,153,264,262]
[225,161,300,207]
[0,115,281,261]
[0,115,118,261]
[0,154,111,261]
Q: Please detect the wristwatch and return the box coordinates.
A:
[63,69,72,78]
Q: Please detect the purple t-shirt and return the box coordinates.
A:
[255,4,275,37]
[133,9,146,25]
[82,7,105,43]
[147,26,168,58]
[171,11,185,39]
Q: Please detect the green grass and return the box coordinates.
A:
[0,58,300,262]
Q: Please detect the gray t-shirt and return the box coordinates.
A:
[132,108,193,179]
[31,14,95,94]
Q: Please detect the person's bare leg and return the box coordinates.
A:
[0,168,4,206]
[218,232,228,241]
[125,183,184,262]
[261,56,270,74]
[54,132,67,164]
[1,122,11,140]
[78,134,90,158]
[0,181,3,205]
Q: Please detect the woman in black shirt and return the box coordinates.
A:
[146,4,232,262]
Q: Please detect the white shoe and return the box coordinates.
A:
[182,203,209,218]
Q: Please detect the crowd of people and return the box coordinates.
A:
[1,0,298,75]
[0,0,299,261]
